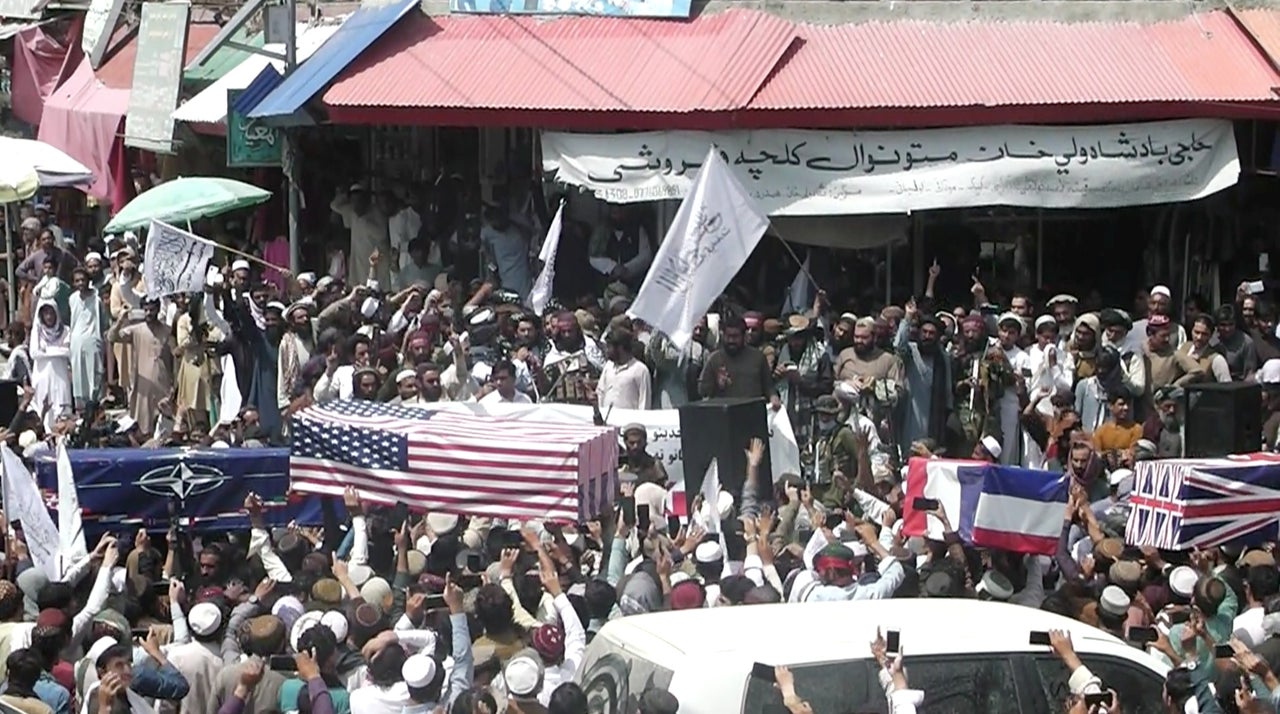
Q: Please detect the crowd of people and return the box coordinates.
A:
[0,181,1279,714]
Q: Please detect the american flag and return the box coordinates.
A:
[289,400,618,522]
[1126,454,1280,550]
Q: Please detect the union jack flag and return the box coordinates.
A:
[1125,454,1280,550]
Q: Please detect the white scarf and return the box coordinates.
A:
[79,682,156,714]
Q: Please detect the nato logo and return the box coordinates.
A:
[136,461,228,500]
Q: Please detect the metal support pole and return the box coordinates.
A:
[284,0,301,274]
[4,204,13,324]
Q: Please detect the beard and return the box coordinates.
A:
[963,337,985,354]
[724,342,743,356]
[1160,413,1180,431]
[265,325,286,344]
[421,385,443,402]
[919,339,939,356]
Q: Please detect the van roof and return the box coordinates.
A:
[596,600,1158,667]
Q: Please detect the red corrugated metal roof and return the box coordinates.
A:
[1234,8,1280,71]
[322,8,797,113]
[97,23,223,90]
[750,12,1280,111]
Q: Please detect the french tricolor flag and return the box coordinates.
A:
[901,457,1068,556]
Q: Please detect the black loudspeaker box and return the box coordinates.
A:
[0,380,19,429]
[1184,381,1261,458]
[677,397,771,513]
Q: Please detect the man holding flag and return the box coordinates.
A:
[627,147,771,351]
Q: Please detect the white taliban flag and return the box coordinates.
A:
[1,443,60,579]
[144,219,216,298]
[528,200,565,316]
[628,147,769,349]
[700,458,722,536]
[55,438,86,576]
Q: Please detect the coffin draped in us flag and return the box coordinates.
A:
[1124,453,1280,551]
[900,457,1069,555]
[288,400,618,522]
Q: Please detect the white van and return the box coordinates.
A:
[577,599,1171,714]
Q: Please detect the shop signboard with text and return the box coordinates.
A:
[450,0,689,18]
[542,119,1240,215]
[227,88,282,168]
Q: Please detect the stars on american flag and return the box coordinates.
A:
[292,402,411,471]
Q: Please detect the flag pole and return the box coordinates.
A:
[151,219,291,275]
[770,231,821,293]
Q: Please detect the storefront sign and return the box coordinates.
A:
[450,0,689,18]
[541,119,1239,215]
[124,2,189,154]
[82,0,126,68]
[226,88,282,167]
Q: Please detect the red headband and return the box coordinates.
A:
[813,555,856,573]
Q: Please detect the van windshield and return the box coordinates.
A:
[578,638,676,714]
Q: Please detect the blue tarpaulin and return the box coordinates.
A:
[244,0,419,121]
[33,448,329,534]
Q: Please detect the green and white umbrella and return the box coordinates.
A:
[104,176,272,233]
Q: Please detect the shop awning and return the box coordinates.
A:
[184,28,263,84]
[244,0,418,123]
[173,22,344,125]
[322,8,798,126]
[327,9,1280,129]
[741,11,1280,127]
[37,58,129,204]
[1233,9,1280,70]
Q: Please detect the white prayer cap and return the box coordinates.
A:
[1108,468,1134,487]
[402,654,438,688]
[504,653,544,697]
[997,312,1023,330]
[231,260,251,273]
[365,279,380,292]
[360,296,380,319]
[427,513,458,535]
[1259,359,1280,384]
[1151,285,1172,298]
[104,233,119,244]
[85,252,103,264]
[976,571,1014,601]
[1034,315,1057,331]
[347,563,373,587]
[1099,585,1131,617]
[350,182,366,192]
[396,369,417,384]
[17,430,37,449]
[290,611,324,652]
[320,610,349,642]
[188,602,223,636]
[980,435,1002,459]
[316,276,334,290]
[297,272,317,285]
[1169,565,1198,599]
[694,541,723,564]
[206,266,224,287]
[1046,294,1078,306]
[265,301,287,314]
[86,636,118,664]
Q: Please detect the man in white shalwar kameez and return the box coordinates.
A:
[331,184,391,287]
[994,313,1030,466]
[68,268,106,409]
[597,329,651,412]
